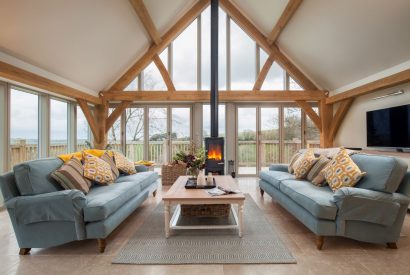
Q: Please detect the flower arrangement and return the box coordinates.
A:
[173,144,205,178]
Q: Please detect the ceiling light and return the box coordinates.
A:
[372,89,404,100]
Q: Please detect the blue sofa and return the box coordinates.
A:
[0,158,159,254]
[259,152,410,249]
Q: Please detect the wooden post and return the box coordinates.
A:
[319,99,333,148]
[93,102,108,150]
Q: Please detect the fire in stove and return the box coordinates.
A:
[207,144,222,161]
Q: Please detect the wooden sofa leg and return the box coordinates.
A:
[260,188,264,197]
[153,190,157,197]
[316,235,324,250]
[386,242,397,249]
[97,239,106,253]
[19,248,31,255]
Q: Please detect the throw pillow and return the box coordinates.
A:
[288,152,302,174]
[113,151,137,175]
[307,156,331,186]
[322,148,366,192]
[100,151,120,180]
[294,149,318,179]
[83,153,115,185]
[51,157,92,194]
[312,172,326,187]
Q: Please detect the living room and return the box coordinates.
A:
[1,0,410,274]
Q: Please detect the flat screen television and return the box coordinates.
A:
[366,104,410,148]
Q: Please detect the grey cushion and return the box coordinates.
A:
[352,154,408,193]
[115,172,159,189]
[259,170,295,189]
[13,158,63,195]
[280,179,338,220]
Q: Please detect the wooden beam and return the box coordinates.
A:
[326,69,410,104]
[329,99,354,140]
[319,99,333,148]
[296,100,321,132]
[0,61,100,104]
[102,90,326,102]
[130,0,162,45]
[105,101,132,131]
[109,0,209,91]
[253,53,274,91]
[76,99,100,143]
[152,54,175,91]
[267,0,303,44]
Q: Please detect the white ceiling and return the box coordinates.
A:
[1,0,410,95]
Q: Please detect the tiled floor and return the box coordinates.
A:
[1,177,410,275]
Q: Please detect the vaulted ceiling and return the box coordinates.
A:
[1,0,409,96]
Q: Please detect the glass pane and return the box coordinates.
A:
[305,107,320,149]
[76,106,90,151]
[231,20,256,90]
[9,89,39,167]
[202,104,226,139]
[50,99,68,156]
[289,77,303,90]
[173,19,197,90]
[143,62,166,90]
[124,76,138,91]
[260,108,280,171]
[237,107,257,175]
[107,108,121,151]
[125,108,145,161]
[283,107,302,163]
[171,108,191,159]
[260,50,285,90]
[201,7,227,90]
[149,108,168,173]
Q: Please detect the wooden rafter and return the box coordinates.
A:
[76,99,100,142]
[109,0,209,91]
[105,101,132,131]
[329,99,354,140]
[152,54,175,91]
[219,0,318,90]
[267,0,303,44]
[130,0,162,45]
[103,90,326,102]
[253,52,274,91]
[326,69,410,104]
[0,61,100,104]
[295,100,321,132]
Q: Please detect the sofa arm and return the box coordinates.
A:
[269,164,289,172]
[6,190,86,225]
[333,187,410,227]
[135,165,149,172]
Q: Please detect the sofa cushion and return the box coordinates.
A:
[259,170,295,189]
[280,179,338,220]
[83,153,115,185]
[115,171,159,190]
[13,158,63,195]
[113,151,137,175]
[351,154,408,193]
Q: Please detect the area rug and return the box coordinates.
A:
[113,194,296,264]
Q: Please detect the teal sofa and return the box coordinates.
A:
[0,158,159,254]
[259,152,410,249]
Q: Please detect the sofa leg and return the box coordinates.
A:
[97,239,106,253]
[153,190,157,197]
[386,242,397,249]
[260,188,264,197]
[316,235,324,250]
[19,248,31,255]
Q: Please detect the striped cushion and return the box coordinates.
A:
[51,158,92,194]
[100,151,120,180]
[113,151,137,175]
[288,152,302,174]
[312,172,327,187]
[83,153,115,185]
[307,156,331,186]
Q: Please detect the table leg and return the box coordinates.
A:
[164,202,170,238]
[238,202,244,237]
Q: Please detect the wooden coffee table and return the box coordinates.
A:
[162,175,246,238]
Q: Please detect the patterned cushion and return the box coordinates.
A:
[322,148,366,192]
[307,156,331,186]
[100,151,120,180]
[113,151,137,175]
[294,149,318,179]
[83,153,115,185]
[51,158,92,194]
[288,152,302,174]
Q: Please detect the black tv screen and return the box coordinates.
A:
[367,104,410,148]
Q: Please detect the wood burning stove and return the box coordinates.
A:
[205,137,224,175]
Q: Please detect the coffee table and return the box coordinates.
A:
[162,175,246,238]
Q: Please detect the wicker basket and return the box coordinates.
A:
[181,204,231,217]
[161,163,187,186]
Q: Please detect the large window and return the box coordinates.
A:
[283,107,302,163]
[49,99,68,156]
[107,108,121,150]
[171,108,191,158]
[9,88,39,168]
[237,107,257,175]
[76,106,90,151]
[260,50,285,90]
[202,104,226,138]
[125,108,145,161]
[142,50,167,90]
[305,107,320,148]
[260,107,280,170]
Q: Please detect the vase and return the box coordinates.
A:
[188,167,200,179]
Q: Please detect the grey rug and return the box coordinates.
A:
[113,194,296,264]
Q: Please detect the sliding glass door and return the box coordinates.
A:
[260,107,280,171]
[237,107,257,175]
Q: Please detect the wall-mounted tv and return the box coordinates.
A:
[366,104,410,148]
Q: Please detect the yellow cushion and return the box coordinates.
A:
[113,151,137,175]
[58,149,113,162]
[322,148,366,192]
[294,149,318,179]
[83,153,115,185]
